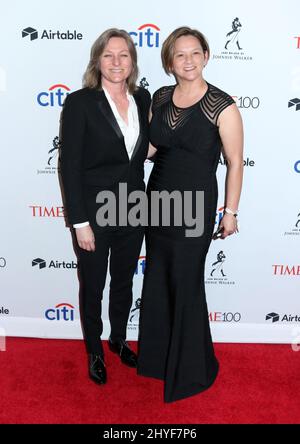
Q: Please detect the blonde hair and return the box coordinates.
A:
[83,28,138,94]
[161,26,210,76]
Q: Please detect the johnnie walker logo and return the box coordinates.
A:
[283,212,300,236]
[127,297,141,332]
[37,136,61,175]
[212,17,253,62]
[139,77,149,90]
[206,250,236,285]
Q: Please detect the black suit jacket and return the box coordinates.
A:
[60,87,151,225]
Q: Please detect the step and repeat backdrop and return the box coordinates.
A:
[0,0,299,346]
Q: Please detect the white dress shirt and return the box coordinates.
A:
[73,88,140,229]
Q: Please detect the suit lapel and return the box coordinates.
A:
[130,91,143,161]
[93,88,144,162]
[95,90,124,142]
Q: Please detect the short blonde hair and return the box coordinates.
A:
[161,26,210,76]
[83,28,138,94]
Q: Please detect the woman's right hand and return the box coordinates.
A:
[75,225,95,252]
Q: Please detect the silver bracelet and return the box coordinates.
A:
[225,207,238,217]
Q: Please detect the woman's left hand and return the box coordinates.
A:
[219,213,239,239]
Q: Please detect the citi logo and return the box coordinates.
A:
[288,98,300,111]
[29,205,65,217]
[32,258,78,269]
[294,161,300,173]
[135,256,146,275]
[37,84,71,107]
[22,27,82,41]
[272,264,300,276]
[129,24,160,47]
[22,27,38,41]
[45,303,75,321]
[266,312,300,323]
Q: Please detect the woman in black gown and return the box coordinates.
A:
[137,27,244,403]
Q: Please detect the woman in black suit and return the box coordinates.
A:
[60,29,151,385]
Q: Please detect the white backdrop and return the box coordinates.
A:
[0,0,299,345]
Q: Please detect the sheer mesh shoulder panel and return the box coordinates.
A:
[164,102,196,131]
[152,86,173,113]
[199,84,235,126]
[154,86,198,131]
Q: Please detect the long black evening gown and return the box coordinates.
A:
[137,82,235,402]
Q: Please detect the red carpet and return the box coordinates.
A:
[0,338,299,424]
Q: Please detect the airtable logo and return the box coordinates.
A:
[0,307,9,315]
[288,98,300,111]
[266,312,279,323]
[22,26,83,41]
[129,24,160,47]
[37,84,71,107]
[266,312,300,323]
[22,27,38,41]
[32,258,46,269]
[32,258,77,270]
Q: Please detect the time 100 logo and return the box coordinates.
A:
[233,96,260,109]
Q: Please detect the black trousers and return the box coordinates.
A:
[77,227,144,355]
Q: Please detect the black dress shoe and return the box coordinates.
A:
[89,354,107,385]
[108,338,137,368]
